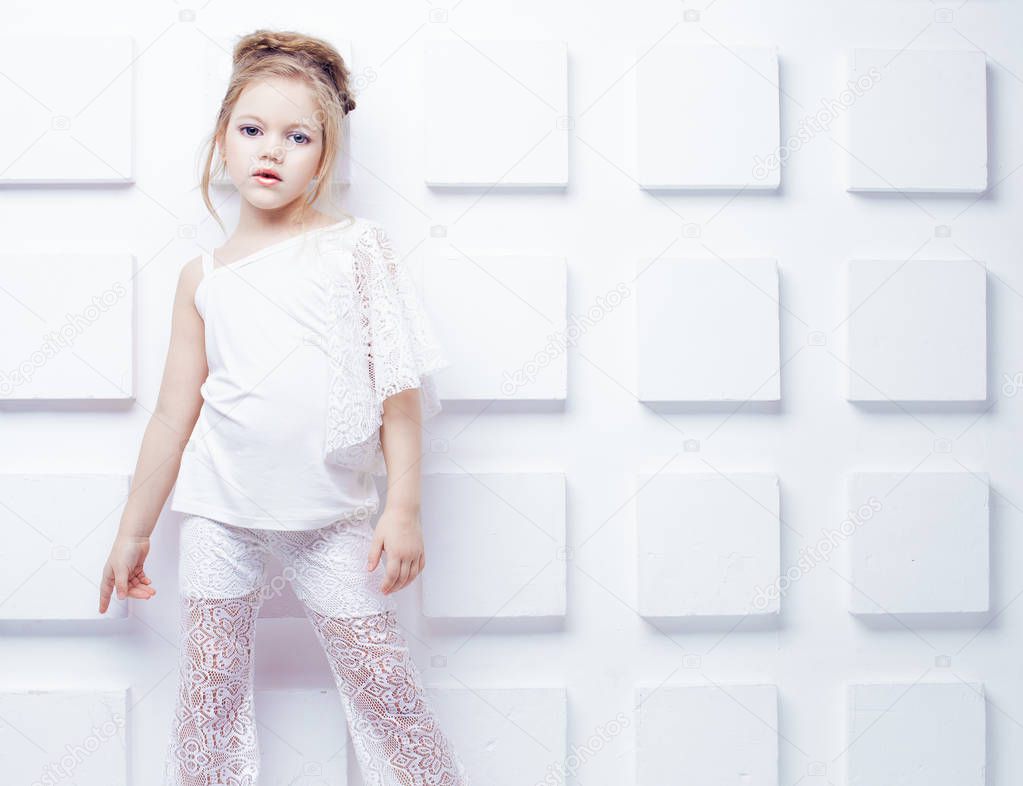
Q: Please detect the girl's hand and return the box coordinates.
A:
[99,534,157,613]
[368,508,425,596]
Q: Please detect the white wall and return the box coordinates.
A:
[1,1,1020,784]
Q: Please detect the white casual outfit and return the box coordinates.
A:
[163,513,468,786]
[170,215,447,531]
[162,216,467,786]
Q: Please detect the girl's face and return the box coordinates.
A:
[220,77,325,210]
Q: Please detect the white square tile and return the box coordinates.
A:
[0,252,135,400]
[422,252,567,400]
[636,684,778,786]
[429,687,565,784]
[637,258,780,401]
[255,688,348,784]
[0,688,128,785]
[0,35,135,183]
[634,45,781,190]
[0,473,132,619]
[424,39,568,186]
[637,473,781,616]
[846,472,989,614]
[846,49,987,193]
[845,259,986,401]
[846,682,985,786]
[421,473,566,618]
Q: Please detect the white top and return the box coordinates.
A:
[170,215,448,531]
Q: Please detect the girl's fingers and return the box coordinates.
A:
[406,557,420,588]
[98,568,115,613]
[380,564,396,594]
[399,558,415,590]
[394,559,409,591]
[386,559,410,594]
[367,536,384,572]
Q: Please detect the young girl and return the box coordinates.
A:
[96,29,467,786]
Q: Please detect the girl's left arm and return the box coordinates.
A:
[367,387,426,595]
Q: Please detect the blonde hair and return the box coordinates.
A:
[200,29,356,232]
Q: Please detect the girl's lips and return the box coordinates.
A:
[253,174,281,186]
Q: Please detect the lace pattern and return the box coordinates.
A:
[163,514,467,785]
[307,609,470,786]
[322,221,450,476]
[164,591,263,786]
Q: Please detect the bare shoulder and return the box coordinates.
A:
[175,255,205,304]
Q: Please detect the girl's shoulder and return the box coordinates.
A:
[317,214,389,264]
[178,253,206,294]
[321,213,382,241]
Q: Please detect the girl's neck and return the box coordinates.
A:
[234,207,337,238]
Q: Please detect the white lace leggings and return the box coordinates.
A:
[163,513,468,786]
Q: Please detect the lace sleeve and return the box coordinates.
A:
[358,222,449,417]
[323,221,449,476]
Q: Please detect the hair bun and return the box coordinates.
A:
[232,29,356,115]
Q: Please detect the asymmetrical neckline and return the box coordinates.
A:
[209,218,354,273]
[175,212,450,534]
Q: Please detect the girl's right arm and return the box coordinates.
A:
[98,256,208,613]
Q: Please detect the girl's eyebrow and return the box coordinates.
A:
[236,114,315,131]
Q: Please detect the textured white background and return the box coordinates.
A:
[1,1,1019,784]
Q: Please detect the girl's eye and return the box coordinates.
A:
[238,126,311,144]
